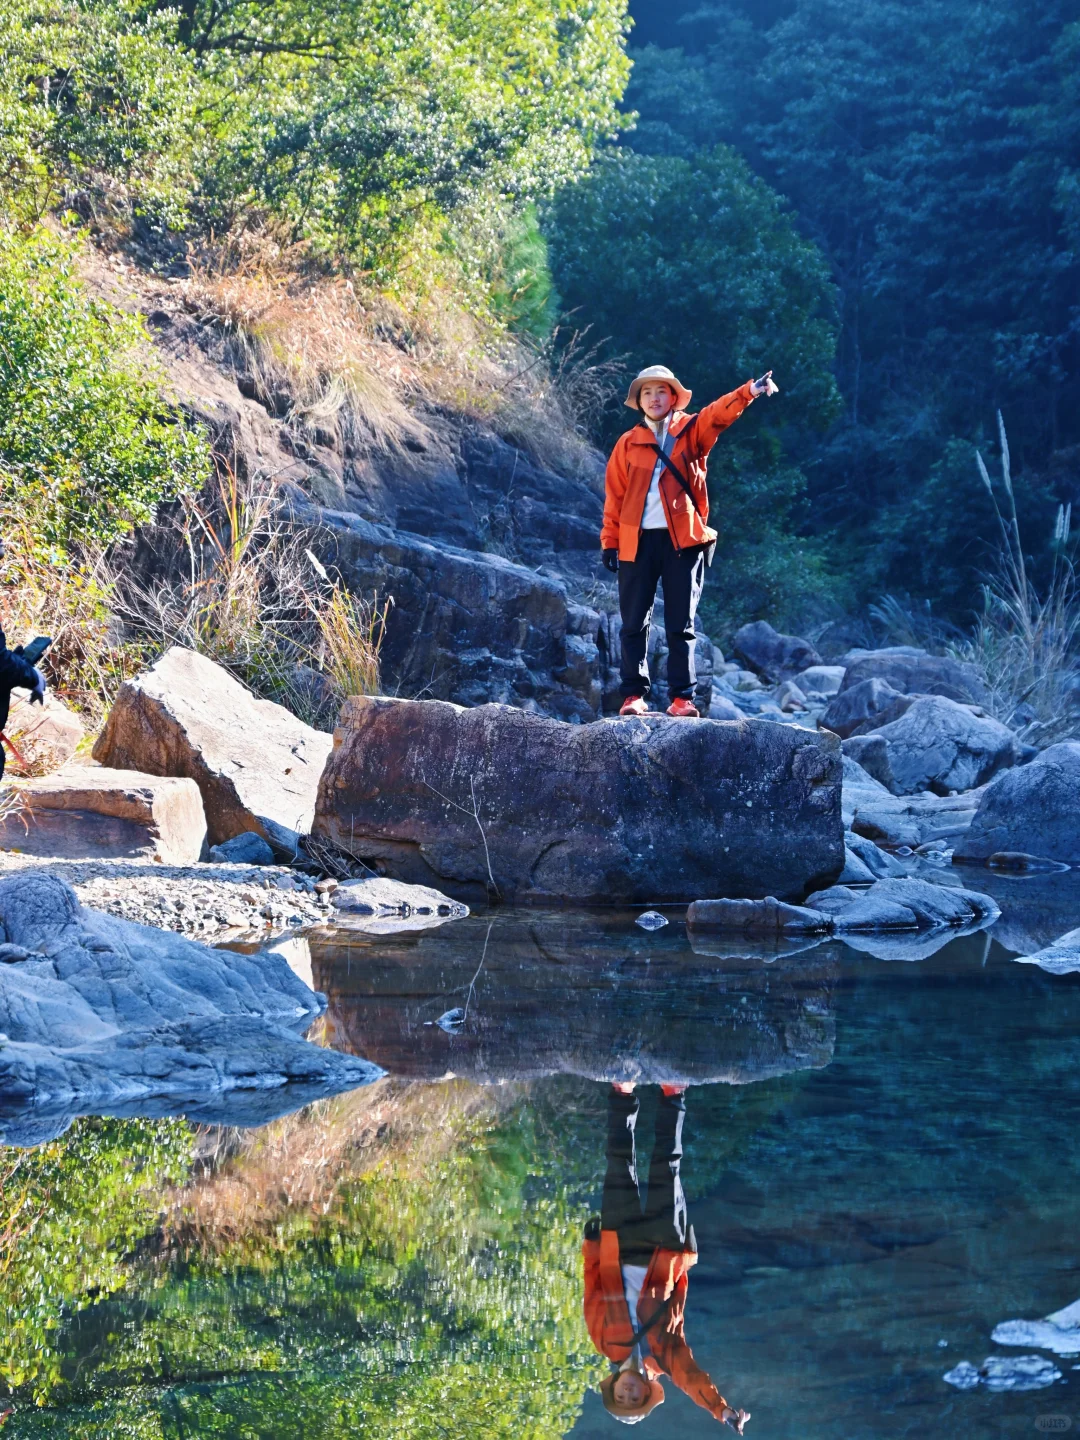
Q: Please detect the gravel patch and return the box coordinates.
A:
[0,852,334,939]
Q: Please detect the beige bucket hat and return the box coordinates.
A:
[599,1370,666,1423]
[624,365,692,412]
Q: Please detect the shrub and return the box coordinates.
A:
[0,226,209,552]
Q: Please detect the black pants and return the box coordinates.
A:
[601,1088,689,1262]
[618,529,705,701]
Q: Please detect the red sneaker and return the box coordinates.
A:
[666,697,699,718]
[620,695,650,717]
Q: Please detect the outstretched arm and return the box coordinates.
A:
[689,372,779,458]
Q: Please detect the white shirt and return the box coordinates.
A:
[621,1263,649,1369]
[640,416,671,529]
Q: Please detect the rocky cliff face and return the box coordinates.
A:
[120,287,635,721]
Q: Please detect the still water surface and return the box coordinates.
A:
[3,888,1080,1439]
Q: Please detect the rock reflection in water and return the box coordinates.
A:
[311,911,837,1087]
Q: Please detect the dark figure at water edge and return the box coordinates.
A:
[583,1082,751,1430]
[0,539,47,780]
[602,365,779,718]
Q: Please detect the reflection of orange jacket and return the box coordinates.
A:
[583,1229,731,1420]
[601,383,756,562]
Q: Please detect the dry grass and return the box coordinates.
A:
[951,414,1080,746]
[305,556,391,701]
[0,496,152,730]
[163,1077,510,1256]
[182,233,613,482]
[115,467,389,726]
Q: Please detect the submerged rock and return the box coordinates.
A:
[0,871,382,1146]
[993,1297,1080,1355]
[330,876,469,934]
[313,696,844,905]
[686,896,832,934]
[805,877,999,932]
[93,646,333,849]
[732,620,821,683]
[842,696,1015,796]
[1010,927,1080,976]
[954,741,1080,864]
[943,1356,1062,1392]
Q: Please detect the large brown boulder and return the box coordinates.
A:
[312,696,844,904]
[0,768,206,863]
[93,647,333,848]
[310,911,836,1086]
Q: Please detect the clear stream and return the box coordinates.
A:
[3,871,1080,1439]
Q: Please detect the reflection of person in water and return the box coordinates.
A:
[583,1082,750,1430]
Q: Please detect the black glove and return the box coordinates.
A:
[602,548,619,574]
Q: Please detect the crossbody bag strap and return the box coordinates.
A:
[648,419,703,520]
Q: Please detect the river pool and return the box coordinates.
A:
[3,878,1080,1439]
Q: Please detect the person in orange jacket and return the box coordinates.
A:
[583,1082,751,1430]
[601,365,779,718]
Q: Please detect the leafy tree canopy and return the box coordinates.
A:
[545,144,842,627]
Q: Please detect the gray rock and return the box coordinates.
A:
[93,647,333,848]
[330,875,469,934]
[954,741,1080,864]
[838,648,988,705]
[844,832,908,878]
[846,787,987,848]
[732,620,822,683]
[305,504,602,722]
[805,877,999,931]
[777,680,808,712]
[686,896,832,933]
[838,846,876,884]
[0,768,207,864]
[1010,926,1080,976]
[209,831,276,866]
[821,678,910,739]
[993,1297,1080,1354]
[793,664,846,698]
[943,1356,1061,1393]
[708,694,742,721]
[0,872,383,1145]
[842,696,1015,795]
[313,696,844,905]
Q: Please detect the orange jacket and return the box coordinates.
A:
[601,382,756,562]
[583,1229,731,1420]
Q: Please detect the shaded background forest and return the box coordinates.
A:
[1,0,1078,678]
[545,0,1080,628]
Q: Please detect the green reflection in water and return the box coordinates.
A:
[1,1081,615,1439]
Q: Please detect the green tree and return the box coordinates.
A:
[544,144,842,629]
[624,0,1080,617]
[0,1118,191,1403]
